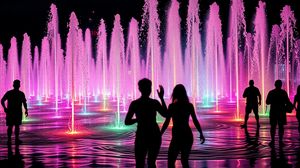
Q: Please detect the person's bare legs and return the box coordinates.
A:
[7,126,13,143]
[241,106,251,128]
[168,140,179,168]
[278,124,284,145]
[15,125,22,144]
[269,122,276,146]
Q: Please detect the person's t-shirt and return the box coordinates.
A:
[3,89,26,115]
[129,97,162,136]
[243,86,260,105]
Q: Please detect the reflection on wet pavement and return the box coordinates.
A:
[0,99,299,168]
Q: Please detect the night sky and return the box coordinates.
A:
[0,0,299,56]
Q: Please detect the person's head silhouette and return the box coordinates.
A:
[297,85,300,95]
[138,78,151,97]
[13,80,21,90]
[275,80,282,89]
[249,80,254,86]
[171,84,189,103]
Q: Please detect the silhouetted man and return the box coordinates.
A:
[266,80,290,146]
[1,80,28,144]
[125,78,167,168]
[241,80,261,128]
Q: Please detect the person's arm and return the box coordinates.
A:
[22,93,28,117]
[156,85,168,117]
[294,96,298,109]
[266,92,271,105]
[190,104,205,144]
[257,88,262,105]
[161,115,171,135]
[242,88,247,98]
[1,93,8,113]
[125,102,137,125]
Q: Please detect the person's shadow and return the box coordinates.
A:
[0,143,25,168]
[270,143,292,168]
[244,128,259,167]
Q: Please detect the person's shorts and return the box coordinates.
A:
[246,104,258,115]
[6,114,22,126]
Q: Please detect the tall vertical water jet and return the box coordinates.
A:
[48,4,63,111]
[66,12,81,133]
[142,0,161,97]
[294,39,300,86]
[186,0,203,99]
[83,28,92,112]
[40,38,51,99]
[253,1,268,115]
[0,45,4,116]
[227,0,246,119]
[96,19,108,106]
[205,2,226,111]
[109,14,125,128]
[7,37,19,91]
[0,45,5,99]
[32,47,40,98]
[280,5,296,96]
[165,0,183,88]
[268,25,281,83]
[245,33,254,83]
[21,33,32,97]
[126,18,141,99]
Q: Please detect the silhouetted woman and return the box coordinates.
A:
[161,84,205,168]
[294,85,300,133]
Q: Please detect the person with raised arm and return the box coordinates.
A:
[125,78,167,168]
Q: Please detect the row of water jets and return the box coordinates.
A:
[0,0,299,131]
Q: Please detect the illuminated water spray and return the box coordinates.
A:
[96,19,108,109]
[280,5,296,96]
[66,12,81,134]
[0,2,299,125]
[186,0,203,100]
[205,3,226,112]
[127,18,141,99]
[253,1,268,115]
[109,14,125,128]
[227,0,246,119]
[142,0,161,97]
[165,0,183,88]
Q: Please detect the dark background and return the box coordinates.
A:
[0,0,299,57]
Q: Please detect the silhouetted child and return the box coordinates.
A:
[161,84,205,168]
[241,80,262,128]
[1,80,28,145]
[293,85,300,133]
[125,78,167,168]
[266,80,290,146]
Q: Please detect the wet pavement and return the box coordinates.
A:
[0,99,299,168]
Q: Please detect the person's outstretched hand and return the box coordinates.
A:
[200,134,205,144]
[157,85,164,99]
[25,110,29,117]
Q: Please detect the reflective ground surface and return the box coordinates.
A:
[0,98,299,168]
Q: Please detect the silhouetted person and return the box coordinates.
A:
[294,85,300,133]
[161,84,205,168]
[125,78,167,168]
[241,80,261,128]
[1,80,28,145]
[266,80,290,146]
